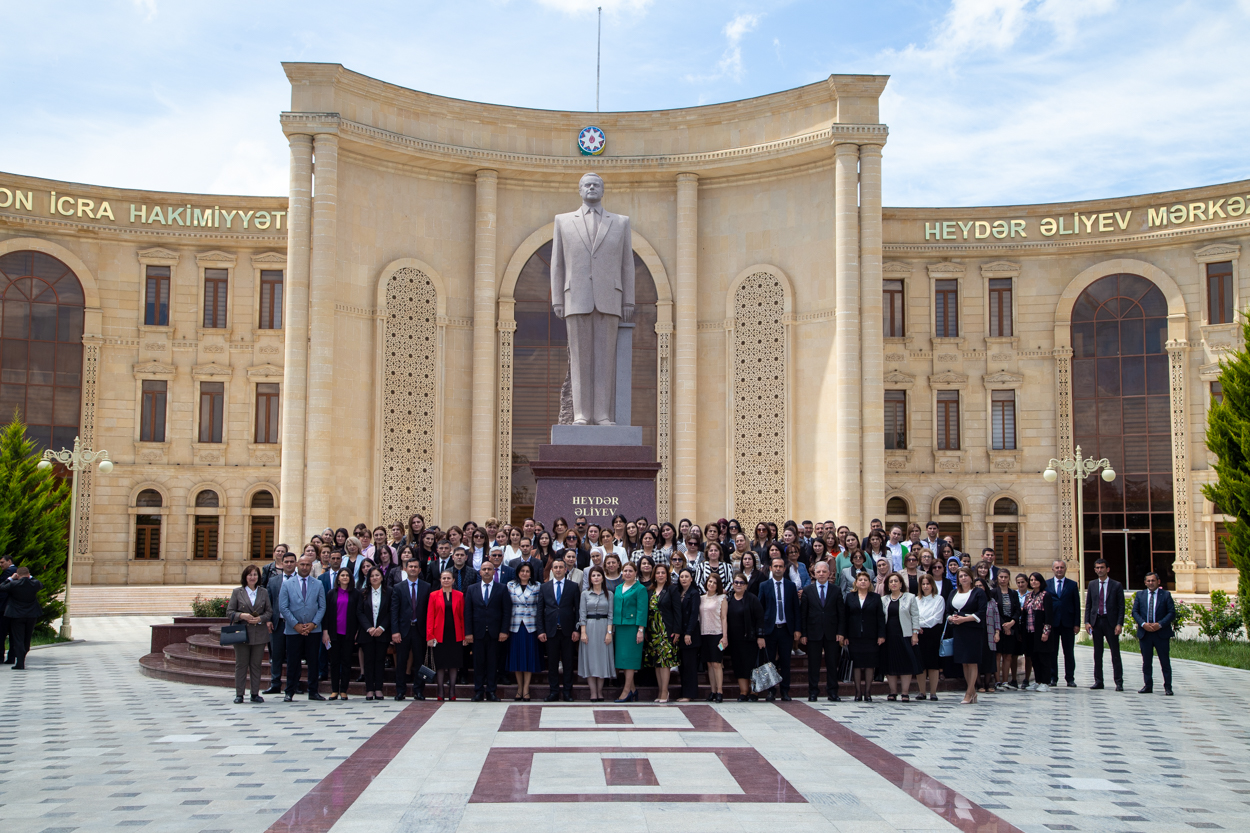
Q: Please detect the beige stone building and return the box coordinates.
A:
[0,63,1244,592]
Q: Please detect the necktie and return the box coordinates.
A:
[820,584,826,604]
[555,581,562,604]
[301,577,307,600]
[1099,581,1106,615]
[484,583,490,603]
[1149,591,1156,623]
[410,582,417,622]
[776,581,784,624]
[590,208,600,242]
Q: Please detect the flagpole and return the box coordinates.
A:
[596,6,602,112]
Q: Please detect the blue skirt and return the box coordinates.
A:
[507,623,542,673]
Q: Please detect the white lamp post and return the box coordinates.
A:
[37,436,112,639]
[1043,444,1115,602]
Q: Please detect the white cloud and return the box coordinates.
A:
[686,12,763,84]
[132,0,157,21]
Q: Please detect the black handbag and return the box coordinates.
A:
[219,623,248,646]
[417,647,436,685]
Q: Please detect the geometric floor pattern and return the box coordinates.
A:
[2,616,1248,832]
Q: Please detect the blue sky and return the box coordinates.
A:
[3,0,1248,206]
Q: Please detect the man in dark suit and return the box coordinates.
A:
[447,546,477,592]
[537,558,580,701]
[758,556,800,701]
[1084,557,1125,691]
[390,558,431,700]
[0,567,41,669]
[0,555,15,664]
[797,560,844,702]
[1131,571,1175,695]
[485,549,515,585]
[464,560,512,701]
[1047,560,1080,687]
[425,539,454,586]
[511,537,544,583]
[262,550,297,694]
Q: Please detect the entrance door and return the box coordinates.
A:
[1100,530,1151,591]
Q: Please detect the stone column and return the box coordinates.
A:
[1167,339,1195,590]
[1053,346,1075,562]
[470,170,499,522]
[279,133,313,546]
[834,143,862,527]
[674,173,699,520]
[859,144,885,531]
[302,133,338,539]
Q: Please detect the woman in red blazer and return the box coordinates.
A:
[426,569,466,701]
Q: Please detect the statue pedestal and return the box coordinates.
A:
[531,440,660,529]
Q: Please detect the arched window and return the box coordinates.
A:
[936,497,963,550]
[509,242,657,524]
[886,496,909,516]
[0,251,85,450]
[992,498,1020,566]
[195,489,219,507]
[134,489,162,560]
[249,490,276,559]
[938,497,962,515]
[993,498,1018,515]
[191,489,220,560]
[1071,273,1173,588]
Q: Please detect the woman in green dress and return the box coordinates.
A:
[644,563,681,703]
[612,561,648,702]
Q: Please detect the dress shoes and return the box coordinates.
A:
[1066,681,1077,688]
[308,692,326,701]
[765,690,776,702]
[414,689,425,700]
[263,685,282,695]
[1115,684,1123,692]
[395,694,406,701]
[1164,687,1174,696]
[234,696,244,704]
[283,693,295,702]
[251,695,265,703]
[1138,686,1153,694]
[828,694,841,702]
[472,692,485,702]
[808,692,819,702]
[486,692,501,702]
[1090,683,1104,690]
[780,693,792,702]
[545,692,561,702]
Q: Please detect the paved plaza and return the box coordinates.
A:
[2,617,1247,833]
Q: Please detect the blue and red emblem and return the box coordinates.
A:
[578,126,606,156]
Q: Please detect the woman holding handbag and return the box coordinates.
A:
[726,572,765,701]
[226,565,272,704]
[356,567,391,701]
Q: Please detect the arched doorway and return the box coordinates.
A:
[509,241,657,524]
[0,251,85,450]
[1071,273,1174,589]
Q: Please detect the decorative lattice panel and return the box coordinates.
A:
[732,273,787,522]
[382,268,438,521]
[77,341,99,555]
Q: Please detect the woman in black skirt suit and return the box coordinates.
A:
[841,572,887,701]
[993,569,1021,688]
[726,572,765,701]
[947,567,988,705]
[355,567,392,701]
[880,572,921,701]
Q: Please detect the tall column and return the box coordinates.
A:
[279,133,313,546]
[859,144,884,531]
[470,170,499,522]
[674,173,699,520]
[834,143,862,527]
[302,133,338,538]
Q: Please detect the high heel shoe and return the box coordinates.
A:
[614,690,637,703]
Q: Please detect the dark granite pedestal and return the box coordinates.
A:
[531,442,660,528]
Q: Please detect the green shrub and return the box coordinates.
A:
[190,595,229,618]
[1124,594,1195,630]
[1195,590,1244,642]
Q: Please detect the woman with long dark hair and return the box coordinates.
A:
[426,569,465,701]
[322,568,358,700]
[1022,572,1054,693]
[676,568,702,702]
[842,572,886,702]
[356,567,391,701]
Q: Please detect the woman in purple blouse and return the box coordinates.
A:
[322,568,359,700]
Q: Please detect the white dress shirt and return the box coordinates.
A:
[245,586,257,606]
[370,587,382,627]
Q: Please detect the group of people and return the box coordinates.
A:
[0,555,42,670]
[225,513,1179,705]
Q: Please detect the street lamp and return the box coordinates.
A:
[37,436,112,639]
[1043,444,1115,602]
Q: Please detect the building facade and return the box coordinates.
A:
[0,62,1244,591]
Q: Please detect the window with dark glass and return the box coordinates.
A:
[884,390,906,449]
[936,496,963,549]
[259,270,283,329]
[992,497,1019,565]
[198,382,224,443]
[255,383,279,443]
[203,268,228,328]
[883,279,905,337]
[1211,381,1224,405]
[886,496,909,516]
[934,279,959,337]
[1207,261,1234,325]
[144,265,170,326]
[991,389,1016,450]
[1215,522,1231,568]
[134,488,162,560]
[0,251,86,451]
[194,516,219,559]
[1071,272,1174,588]
[989,278,1013,337]
[140,380,166,442]
[249,490,276,560]
[936,390,960,450]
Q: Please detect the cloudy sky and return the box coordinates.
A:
[3,0,1248,206]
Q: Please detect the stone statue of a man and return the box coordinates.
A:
[550,172,635,426]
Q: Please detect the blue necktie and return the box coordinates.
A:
[301,577,307,600]
[556,581,562,604]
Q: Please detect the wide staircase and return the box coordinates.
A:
[71,585,234,616]
[141,621,966,700]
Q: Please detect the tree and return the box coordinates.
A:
[1204,315,1250,631]
[0,412,71,629]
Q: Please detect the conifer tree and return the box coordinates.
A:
[0,412,71,627]
[1204,316,1250,629]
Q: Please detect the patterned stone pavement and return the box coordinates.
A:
[1,618,1245,833]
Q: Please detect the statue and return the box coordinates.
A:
[550,172,635,426]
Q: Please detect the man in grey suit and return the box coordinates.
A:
[278,553,326,701]
[263,550,297,694]
[550,172,634,426]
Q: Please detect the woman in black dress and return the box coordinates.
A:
[726,571,765,701]
[880,572,921,701]
[356,567,391,701]
[993,569,1021,689]
[675,568,702,702]
[947,567,989,705]
[426,569,465,701]
[841,572,886,701]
